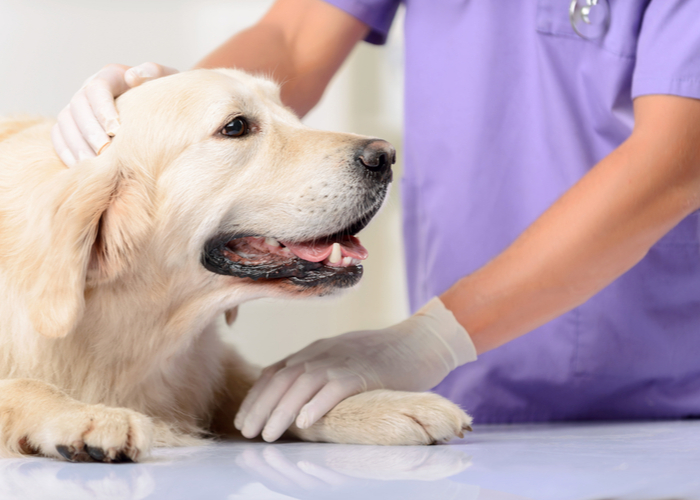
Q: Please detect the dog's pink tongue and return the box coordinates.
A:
[282,236,368,262]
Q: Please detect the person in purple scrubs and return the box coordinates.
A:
[55,0,700,441]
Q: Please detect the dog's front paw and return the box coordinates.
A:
[293,390,472,446]
[37,404,154,463]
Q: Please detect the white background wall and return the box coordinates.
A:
[0,0,408,366]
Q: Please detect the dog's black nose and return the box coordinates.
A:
[358,140,395,182]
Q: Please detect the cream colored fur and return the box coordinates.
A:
[0,69,471,462]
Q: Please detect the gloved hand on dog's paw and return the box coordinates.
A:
[234,297,478,442]
[52,62,179,166]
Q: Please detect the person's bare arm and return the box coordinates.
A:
[443,94,700,353]
[196,0,369,116]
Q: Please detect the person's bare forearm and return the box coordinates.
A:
[195,0,368,116]
[442,95,700,354]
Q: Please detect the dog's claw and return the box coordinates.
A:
[56,444,95,463]
[86,445,106,462]
[56,445,73,461]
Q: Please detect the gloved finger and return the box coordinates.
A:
[70,91,111,154]
[82,63,130,89]
[234,360,286,430]
[261,371,329,442]
[124,62,179,88]
[83,66,130,137]
[295,377,364,429]
[56,106,97,165]
[240,363,307,439]
[51,123,77,167]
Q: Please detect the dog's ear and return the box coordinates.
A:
[17,153,152,339]
[86,167,154,286]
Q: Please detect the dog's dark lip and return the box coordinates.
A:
[200,212,378,288]
[201,240,363,288]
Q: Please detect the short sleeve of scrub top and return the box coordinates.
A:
[632,1,700,100]
[322,0,401,45]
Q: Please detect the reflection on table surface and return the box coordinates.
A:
[1,421,698,500]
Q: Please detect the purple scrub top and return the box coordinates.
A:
[323,0,700,423]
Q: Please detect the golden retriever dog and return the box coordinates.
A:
[0,69,472,463]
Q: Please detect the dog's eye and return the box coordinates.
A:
[221,117,249,138]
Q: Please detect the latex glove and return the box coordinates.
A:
[234,297,478,442]
[52,62,178,166]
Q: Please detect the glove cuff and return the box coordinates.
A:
[415,297,478,368]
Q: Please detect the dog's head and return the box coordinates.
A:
[21,69,394,338]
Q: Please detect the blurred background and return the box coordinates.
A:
[0,0,408,366]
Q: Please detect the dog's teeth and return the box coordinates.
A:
[329,243,342,264]
[342,256,352,266]
[265,237,280,247]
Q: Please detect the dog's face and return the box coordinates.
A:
[9,69,394,338]
[15,69,393,338]
[94,69,394,300]
[7,69,393,339]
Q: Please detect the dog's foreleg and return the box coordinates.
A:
[0,379,154,461]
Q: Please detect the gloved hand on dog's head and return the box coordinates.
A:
[52,62,178,166]
[234,297,478,442]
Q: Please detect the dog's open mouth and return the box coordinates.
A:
[225,234,367,268]
[202,227,369,289]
